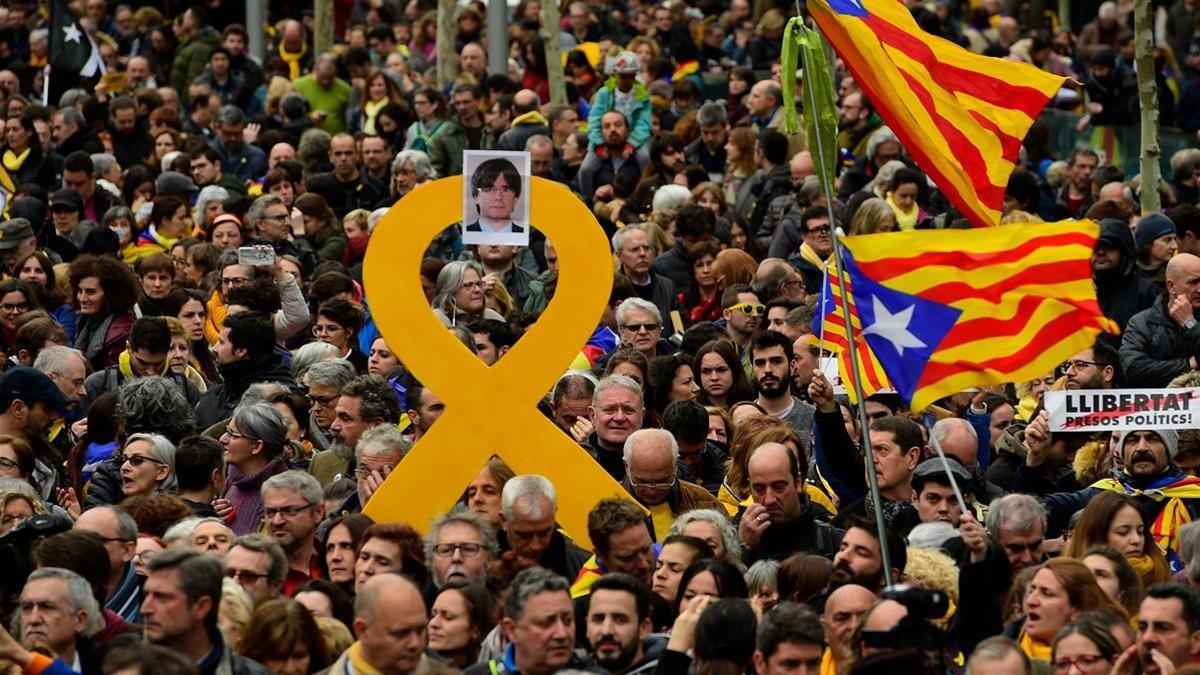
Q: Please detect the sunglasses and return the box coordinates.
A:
[621,322,660,333]
[727,302,766,316]
[122,454,165,468]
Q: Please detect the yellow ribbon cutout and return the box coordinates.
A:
[362,176,637,543]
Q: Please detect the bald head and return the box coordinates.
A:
[355,572,424,621]
[513,89,541,114]
[822,584,876,654]
[825,584,876,617]
[1167,253,1200,282]
[791,152,814,180]
[1099,181,1128,204]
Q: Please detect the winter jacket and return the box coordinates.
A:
[1120,295,1200,388]
[587,78,653,150]
[495,111,550,152]
[74,312,134,371]
[1093,218,1161,341]
[749,164,793,238]
[428,117,494,178]
[651,241,693,295]
[169,26,220,95]
[195,352,294,429]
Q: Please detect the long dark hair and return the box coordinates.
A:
[692,340,755,407]
[16,251,65,308]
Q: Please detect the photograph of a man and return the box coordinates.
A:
[462,150,531,247]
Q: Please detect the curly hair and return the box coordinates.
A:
[360,522,428,587]
[121,494,194,538]
[116,376,197,444]
[68,255,141,316]
[341,375,401,424]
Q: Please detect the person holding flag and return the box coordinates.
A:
[47,0,106,107]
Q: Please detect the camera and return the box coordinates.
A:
[881,585,949,620]
[859,585,947,653]
[0,511,73,606]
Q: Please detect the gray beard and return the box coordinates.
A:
[331,443,355,461]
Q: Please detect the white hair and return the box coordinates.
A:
[24,568,102,637]
[651,184,692,215]
[592,374,644,408]
[610,224,647,253]
[623,428,680,465]
[614,297,662,327]
[501,474,556,521]
[931,417,977,445]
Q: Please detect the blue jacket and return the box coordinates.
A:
[587,78,652,150]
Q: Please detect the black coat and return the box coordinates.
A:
[1094,218,1161,343]
[1120,295,1200,387]
[194,352,294,428]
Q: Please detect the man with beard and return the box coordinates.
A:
[427,509,497,589]
[0,367,73,502]
[261,471,325,596]
[1027,426,1200,554]
[827,517,905,593]
[750,330,814,438]
[585,574,664,675]
[308,374,399,487]
[108,97,153,171]
[303,359,356,483]
[1062,341,1119,390]
[835,91,882,160]
[738,442,841,562]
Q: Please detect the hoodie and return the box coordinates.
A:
[1093,218,1161,342]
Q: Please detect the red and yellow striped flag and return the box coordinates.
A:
[837,221,1118,411]
[809,0,1065,227]
[812,261,892,403]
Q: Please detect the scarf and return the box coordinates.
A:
[347,642,385,675]
[511,110,549,127]
[1092,473,1200,570]
[118,349,168,378]
[363,98,387,135]
[75,313,116,363]
[887,192,918,230]
[798,241,827,270]
[1018,631,1052,662]
[279,42,308,80]
[2,148,30,172]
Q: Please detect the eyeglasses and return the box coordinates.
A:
[122,454,166,468]
[263,503,315,519]
[629,476,676,491]
[1051,655,1108,672]
[48,372,86,390]
[308,393,340,408]
[432,542,486,558]
[312,323,345,336]
[222,426,253,440]
[226,569,270,582]
[621,322,659,333]
[1061,359,1100,372]
[0,302,28,313]
[727,302,766,316]
[805,225,832,235]
[261,212,289,222]
[221,276,252,287]
[461,280,484,290]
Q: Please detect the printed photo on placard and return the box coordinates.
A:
[462,150,531,247]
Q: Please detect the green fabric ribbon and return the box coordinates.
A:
[782,18,839,198]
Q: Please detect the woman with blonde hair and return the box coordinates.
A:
[847,197,896,235]
[351,68,409,135]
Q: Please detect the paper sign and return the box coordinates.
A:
[1045,388,1200,432]
[819,356,845,395]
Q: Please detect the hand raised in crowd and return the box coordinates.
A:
[1111,643,1174,675]
[1023,409,1051,467]
[569,416,594,443]
[808,369,837,413]
[57,487,81,519]
[243,122,261,145]
[739,502,771,550]
[959,511,988,564]
[666,594,714,654]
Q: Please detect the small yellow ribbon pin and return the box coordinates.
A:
[362,176,636,543]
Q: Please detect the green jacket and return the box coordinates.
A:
[428,116,494,177]
[169,27,220,95]
[307,223,349,263]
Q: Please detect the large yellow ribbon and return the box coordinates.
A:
[361,176,636,542]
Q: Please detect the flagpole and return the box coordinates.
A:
[817,262,829,350]
[927,433,967,519]
[797,5,894,587]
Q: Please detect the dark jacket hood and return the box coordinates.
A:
[1096,218,1136,275]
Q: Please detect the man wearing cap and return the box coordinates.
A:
[1093,217,1162,337]
[155,171,200,200]
[1027,424,1200,569]
[48,189,95,251]
[1122,252,1200,387]
[911,459,976,526]
[0,366,73,501]
[1135,212,1179,285]
[0,218,44,276]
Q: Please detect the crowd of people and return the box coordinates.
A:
[0,0,1198,673]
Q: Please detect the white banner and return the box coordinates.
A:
[1045,388,1200,432]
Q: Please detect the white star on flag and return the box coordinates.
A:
[62,24,82,44]
[861,295,926,356]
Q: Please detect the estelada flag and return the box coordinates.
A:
[833,221,1118,412]
[808,0,1065,227]
[49,0,106,105]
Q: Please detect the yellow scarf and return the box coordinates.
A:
[2,148,30,172]
[1018,631,1053,662]
[886,192,918,230]
[819,648,838,675]
[1091,477,1200,555]
[279,42,308,80]
[118,349,169,378]
[798,241,827,271]
[511,110,549,127]
[347,642,385,675]
[363,98,387,135]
